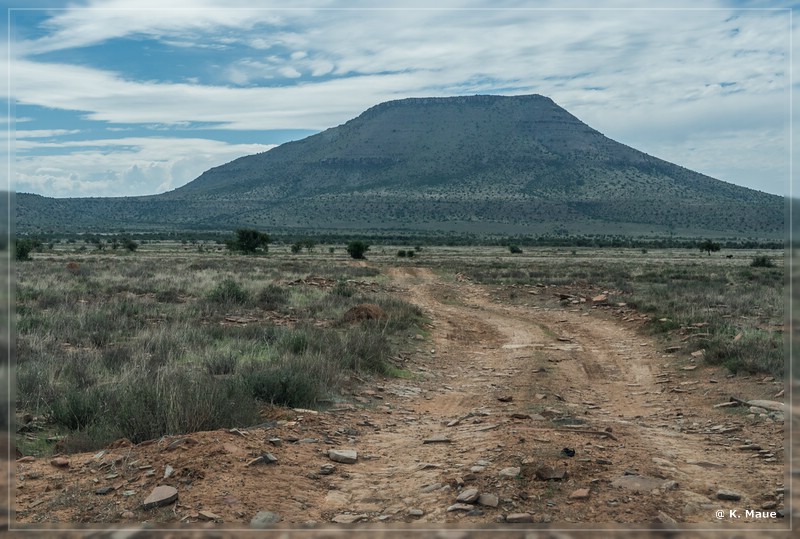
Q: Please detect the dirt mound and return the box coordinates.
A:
[342,303,386,322]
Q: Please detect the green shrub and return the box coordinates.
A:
[208,278,250,304]
[257,283,289,309]
[203,353,238,375]
[342,324,392,374]
[239,353,339,407]
[397,250,407,257]
[346,240,370,259]
[750,255,775,268]
[508,245,523,254]
[15,239,38,261]
[228,229,270,254]
[331,282,355,297]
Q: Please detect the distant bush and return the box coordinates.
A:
[397,250,407,257]
[15,239,37,261]
[123,237,139,252]
[407,250,415,258]
[347,240,370,259]
[750,256,775,268]
[227,228,270,254]
[508,245,522,254]
[207,279,249,304]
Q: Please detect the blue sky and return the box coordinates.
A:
[1,1,795,198]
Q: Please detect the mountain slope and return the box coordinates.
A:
[16,94,784,237]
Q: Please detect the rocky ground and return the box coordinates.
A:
[3,265,795,537]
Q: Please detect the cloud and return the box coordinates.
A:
[6,3,794,197]
[15,0,292,56]
[14,136,275,197]
[16,129,82,138]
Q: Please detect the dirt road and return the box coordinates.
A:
[10,265,790,533]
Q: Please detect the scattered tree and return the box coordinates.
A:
[15,239,38,261]
[508,245,523,254]
[227,229,270,254]
[698,239,721,255]
[346,240,370,260]
[123,238,139,252]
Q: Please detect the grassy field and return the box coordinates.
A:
[13,241,788,456]
[15,244,426,453]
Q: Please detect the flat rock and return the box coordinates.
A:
[328,449,358,464]
[746,400,784,412]
[686,460,725,468]
[446,503,474,512]
[423,434,451,444]
[198,510,222,521]
[717,489,742,501]
[506,512,533,523]
[610,475,664,492]
[95,486,115,495]
[250,510,281,527]
[409,508,424,517]
[478,493,499,507]
[50,457,69,468]
[534,465,567,481]
[569,488,590,499]
[498,467,520,478]
[456,488,480,503]
[332,513,368,523]
[319,464,336,475]
[142,485,178,510]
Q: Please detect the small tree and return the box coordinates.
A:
[123,238,139,252]
[15,239,36,261]
[290,242,303,254]
[346,240,370,260]
[228,229,270,254]
[301,238,316,253]
[509,245,523,254]
[698,239,721,255]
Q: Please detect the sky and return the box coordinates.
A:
[1,0,796,198]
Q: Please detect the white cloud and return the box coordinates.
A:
[16,129,81,138]
[14,137,275,197]
[6,3,794,197]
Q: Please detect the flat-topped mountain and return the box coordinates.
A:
[16,94,784,237]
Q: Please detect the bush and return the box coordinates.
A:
[240,353,339,407]
[750,256,775,268]
[397,250,407,257]
[228,229,270,254]
[257,283,290,309]
[123,238,139,252]
[407,250,415,258]
[207,279,250,304]
[347,240,370,259]
[15,239,39,261]
[508,245,522,254]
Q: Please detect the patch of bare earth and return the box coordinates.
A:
[6,266,793,537]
